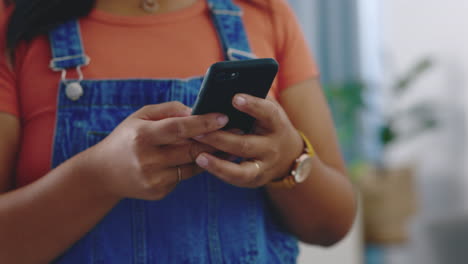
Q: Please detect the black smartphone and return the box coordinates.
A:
[192,58,279,132]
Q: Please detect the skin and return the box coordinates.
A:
[0,103,228,263]
[194,79,356,245]
[0,0,356,262]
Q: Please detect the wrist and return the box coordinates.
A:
[73,146,122,203]
[267,130,315,189]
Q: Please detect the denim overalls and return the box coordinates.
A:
[49,0,299,263]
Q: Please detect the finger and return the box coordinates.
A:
[134,102,192,121]
[266,95,276,101]
[175,163,206,181]
[149,113,229,144]
[159,141,218,166]
[232,94,282,129]
[150,163,202,189]
[143,163,201,200]
[171,138,193,145]
[195,153,264,188]
[193,130,267,158]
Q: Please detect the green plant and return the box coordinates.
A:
[324,81,365,163]
[379,57,436,147]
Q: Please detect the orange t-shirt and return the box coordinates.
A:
[0,0,318,187]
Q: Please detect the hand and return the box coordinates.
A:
[86,102,229,200]
[193,94,303,188]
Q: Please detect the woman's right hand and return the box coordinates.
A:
[86,101,228,201]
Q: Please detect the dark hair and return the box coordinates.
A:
[4,0,95,52]
[4,0,270,53]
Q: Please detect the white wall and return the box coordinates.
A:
[381,1,468,263]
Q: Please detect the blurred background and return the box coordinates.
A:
[287,0,468,263]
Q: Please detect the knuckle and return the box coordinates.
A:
[146,189,166,201]
[210,133,221,143]
[249,96,261,107]
[188,143,201,161]
[268,103,281,118]
[133,147,146,164]
[176,122,187,139]
[141,177,166,200]
[239,140,253,157]
[139,178,155,194]
[240,170,259,187]
[167,101,186,112]
[140,105,153,113]
[166,121,187,139]
[265,144,278,158]
[171,101,186,109]
[247,170,261,185]
[137,163,156,184]
[132,124,149,144]
[201,116,215,131]
[135,105,150,116]
[141,161,155,176]
[269,150,280,163]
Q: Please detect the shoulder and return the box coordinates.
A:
[235,0,299,40]
[236,0,301,42]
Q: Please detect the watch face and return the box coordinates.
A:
[294,155,313,183]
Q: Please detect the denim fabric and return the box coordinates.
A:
[208,0,256,61]
[50,1,299,263]
[49,20,89,70]
[51,79,202,167]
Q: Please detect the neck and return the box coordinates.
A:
[95,0,198,16]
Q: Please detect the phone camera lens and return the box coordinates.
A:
[230,72,239,79]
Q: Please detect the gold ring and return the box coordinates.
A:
[252,160,261,172]
[177,166,182,183]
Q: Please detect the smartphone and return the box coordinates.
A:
[192,58,279,132]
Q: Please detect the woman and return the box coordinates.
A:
[0,0,356,263]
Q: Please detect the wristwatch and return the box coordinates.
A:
[268,131,315,189]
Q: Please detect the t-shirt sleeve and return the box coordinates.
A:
[0,3,18,117]
[272,0,319,94]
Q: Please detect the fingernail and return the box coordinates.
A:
[234,95,247,106]
[217,115,228,126]
[196,154,209,167]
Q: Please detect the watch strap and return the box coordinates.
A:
[267,130,315,189]
[267,175,297,189]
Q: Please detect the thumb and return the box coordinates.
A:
[135,101,192,121]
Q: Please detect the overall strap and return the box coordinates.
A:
[49,20,90,71]
[207,0,256,61]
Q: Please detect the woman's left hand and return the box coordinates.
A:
[193,93,304,188]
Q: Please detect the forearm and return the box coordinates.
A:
[266,156,356,246]
[0,150,120,263]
